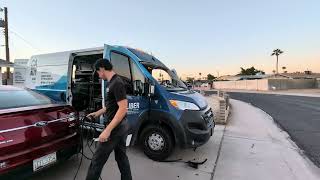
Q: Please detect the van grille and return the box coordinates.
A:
[202,108,214,125]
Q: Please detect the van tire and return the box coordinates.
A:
[140,125,174,161]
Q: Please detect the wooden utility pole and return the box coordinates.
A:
[4,7,10,84]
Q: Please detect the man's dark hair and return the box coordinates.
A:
[94,58,113,71]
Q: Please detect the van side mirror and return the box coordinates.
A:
[148,84,155,97]
[133,80,144,95]
[145,78,155,97]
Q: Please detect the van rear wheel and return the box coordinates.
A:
[140,125,174,161]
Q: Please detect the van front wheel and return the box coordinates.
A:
[140,125,174,161]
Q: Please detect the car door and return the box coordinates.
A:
[103,45,150,132]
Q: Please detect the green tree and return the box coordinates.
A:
[238,66,265,75]
[207,74,216,81]
[186,77,195,82]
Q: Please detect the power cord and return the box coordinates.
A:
[73,115,102,180]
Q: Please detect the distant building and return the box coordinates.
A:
[216,74,272,81]
[216,71,320,81]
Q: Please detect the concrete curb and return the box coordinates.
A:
[212,91,231,124]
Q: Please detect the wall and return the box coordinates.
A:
[316,80,320,88]
[268,79,315,90]
[212,79,316,90]
[0,68,2,85]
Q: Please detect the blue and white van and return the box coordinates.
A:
[15,45,215,160]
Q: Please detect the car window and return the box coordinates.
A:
[110,51,134,95]
[110,52,132,81]
[0,90,55,109]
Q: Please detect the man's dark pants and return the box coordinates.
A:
[85,133,132,180]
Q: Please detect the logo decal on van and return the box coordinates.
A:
[128,102,140,114]
[128,102,139,111]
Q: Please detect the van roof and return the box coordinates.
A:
[31,45,167,69]
[33,47,104,57]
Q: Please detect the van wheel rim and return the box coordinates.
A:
[147,133,165,151]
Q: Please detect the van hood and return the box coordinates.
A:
[170,90,208,110]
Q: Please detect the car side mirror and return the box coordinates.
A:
[133,80,144,95]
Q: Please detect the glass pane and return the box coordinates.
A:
[0,90,55,109]
[131,61,145,83]
[110,52,131,81]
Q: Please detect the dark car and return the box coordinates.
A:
[0,86,80,179]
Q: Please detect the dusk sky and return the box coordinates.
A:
[1,0,319,78]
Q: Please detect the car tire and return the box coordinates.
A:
[140,125,174,161]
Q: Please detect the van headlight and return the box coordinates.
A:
[169,100,200,110]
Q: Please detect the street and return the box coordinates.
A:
[228,92,320,167]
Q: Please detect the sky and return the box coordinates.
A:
[0,0,319,78]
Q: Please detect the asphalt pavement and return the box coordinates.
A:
[227,92,320,167]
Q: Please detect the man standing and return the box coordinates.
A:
[86,58,132,180]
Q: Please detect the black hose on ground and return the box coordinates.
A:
[159,158,208,169]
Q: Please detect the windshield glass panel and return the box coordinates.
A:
[128,47,187,91]
[150,67,187,91]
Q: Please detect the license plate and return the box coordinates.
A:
[33,152,57,172]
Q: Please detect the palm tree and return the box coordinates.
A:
[271,49,284,74]
[282,66,286,73]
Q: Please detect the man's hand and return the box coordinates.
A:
[87,107,106,119]
[98,129,111,142]
[87,112,98,118]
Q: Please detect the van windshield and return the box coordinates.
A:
[128,47,188,92]
[150,67,188,92]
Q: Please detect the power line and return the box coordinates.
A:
[9,28,41,52]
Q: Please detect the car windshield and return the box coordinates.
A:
[150,67,188,91]
[0,89,56,110]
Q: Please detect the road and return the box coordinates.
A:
[228,92,320,167]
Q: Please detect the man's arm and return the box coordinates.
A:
[106,99,128,132]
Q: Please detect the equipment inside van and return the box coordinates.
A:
[14,44,215,160]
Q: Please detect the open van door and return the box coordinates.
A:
[103,44,151,138]
[26,53,71,102]
[66,49,103,111]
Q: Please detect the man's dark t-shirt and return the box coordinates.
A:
[104,74,129,137]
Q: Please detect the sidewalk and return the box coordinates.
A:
[212,99,320,180]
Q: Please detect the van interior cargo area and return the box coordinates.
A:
[71,53,103,113]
